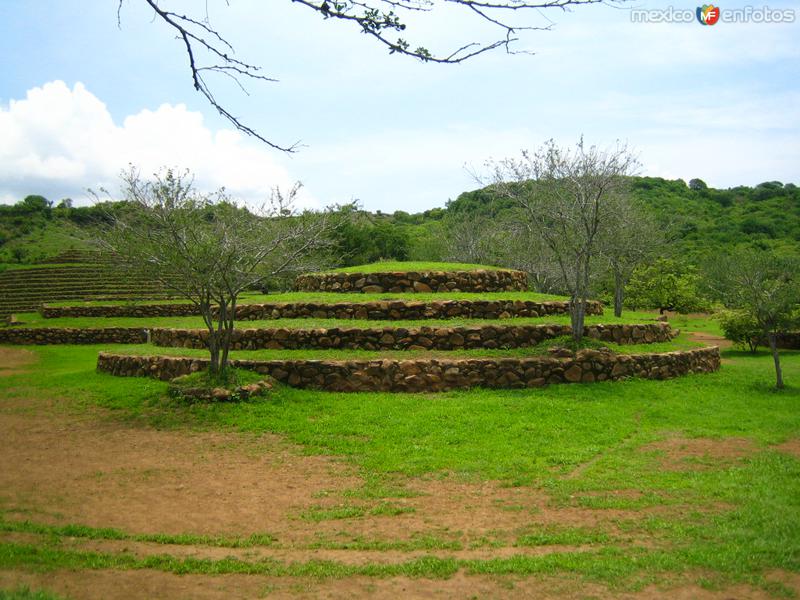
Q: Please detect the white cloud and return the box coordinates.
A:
[0,81,315,208]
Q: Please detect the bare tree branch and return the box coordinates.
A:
[117,0,628,150]
[486,138,639,343]
[127,0,300,152]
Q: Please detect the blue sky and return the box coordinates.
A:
[0,0,798,211]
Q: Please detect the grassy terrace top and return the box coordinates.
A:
[106,332,703,361]
[330,261,506,273]
[0,262,89,271]
[13,310,655,330]
[45,290,565,308]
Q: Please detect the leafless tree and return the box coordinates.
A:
[488,138,639,343]
[444,211,563,293]
[499,221,564,293]
[122,0,629,151]
[442,213,506,266]
[598,193,663,317]
[98,168,342,377]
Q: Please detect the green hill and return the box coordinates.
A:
[445,177,800,260]
[2,177,798,282]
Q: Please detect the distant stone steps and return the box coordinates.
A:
[0,259,172,317]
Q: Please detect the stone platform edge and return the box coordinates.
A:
[294,269,528,293]
[41,298,603,320]
[97,346,720,392]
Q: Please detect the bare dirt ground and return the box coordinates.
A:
[0,346,795,599]
[0,346,36,376]
[774,438,800,459]
[1,568,796,600]
[686,331,733,350]
[639,436,756,471]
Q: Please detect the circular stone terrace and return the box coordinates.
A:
[293,262,528,293]
[1,262,722,392]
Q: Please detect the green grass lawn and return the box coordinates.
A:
[0,587,67,600]
[43,289,566,308]
[3,342,797,480]
[108,332,702,361]
[1,312,798,595]
[330,261,506,273]
[14,309,658,330]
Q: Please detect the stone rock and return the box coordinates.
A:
[449,333,465,346]
[211,387,231,401]
[399,362,420,376]
[412,281,433,293]
[564,365,583,383]
[611,362,627,377]
[416,337,434,348]
[549,347,574,358]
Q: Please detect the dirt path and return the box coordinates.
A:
[0,568,791,600]
[686,331,733,349]
[0,346,37,376]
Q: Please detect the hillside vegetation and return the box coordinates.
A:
[446,177,800,260]
[2,178,798,269]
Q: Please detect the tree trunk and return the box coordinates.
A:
[613,270,624,318]
[570,295,586,345]
[219,298,237,376]
[208,335,220,377]
[200,302,222,377]
[570,257,591,344]
[217,301,230,378]
[767,332,784,390]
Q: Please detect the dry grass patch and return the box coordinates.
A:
[772,438,800,459]
[0,347,37,376]
[639,436,756,471]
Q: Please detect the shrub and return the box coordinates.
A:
[716,310,761,353]
[626,259,711,314]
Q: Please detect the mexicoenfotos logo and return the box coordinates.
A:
[630,5,796,24]
[697,4,721,25]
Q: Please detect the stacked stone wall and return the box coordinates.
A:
[0,327,148,345]
[294,269,528,293]
[150,322,675,351]
[97,346,721,392]
[40,299,603,320]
